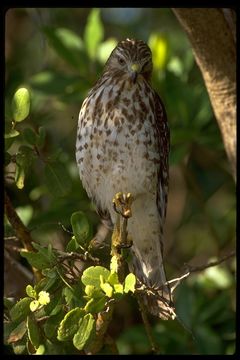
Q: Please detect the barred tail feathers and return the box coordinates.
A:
[126,203,175,320]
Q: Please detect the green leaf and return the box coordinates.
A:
[27,315,41,348]
[167,56,184,77]
[124,273,136,293]
[49,304,63,317]
[20,251,51,270]
[26,285,36,299]
[10,297,32,322]
[16,204,33,226]
[66,236,80,252]
[7,321,27,344]
[100,282,113,298]
[110,255,118,274]
[44,161,72,197]
[4,129,20,139]
[84,285,103,298]
[73,314,95,351]
[4,297,15,310]
[15,153,26,189]
[113,283,124,295]
[19,144,35,157]
[148,33,168,70]
[5,137,15,150]
[197,263,233,290]
[30,300,40,312]
[43,27,87,71]
[81,266,110,288]
[62,286,74,306]
[107,272,119,286]
[12,87,30,122]
[23,127,37,146]
[84,296,106,313]
[32,242,56,262]
[97,37,117,64]
[57,307,85,341]
[42,267,57,279]
[30,70,81,95]
[12,340,27,355]
[63,283,84,308]
[35,344,45,355]
[42,276,59,293]
[70,211,92,247]
[84,285,95,297]
[15,146,34,189]
[44,290,62,316]
[84,9,104,60]
[43,310,65,340]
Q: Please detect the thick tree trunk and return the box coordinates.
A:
[172,8,236,181]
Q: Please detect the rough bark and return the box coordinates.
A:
[172,8,236,181]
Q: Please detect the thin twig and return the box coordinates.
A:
[56,250,100,265]
[58,222,73,235]
[137,296,159,354]
[184,250,235,273]
[168,250,235,292]
[4,236,19,242]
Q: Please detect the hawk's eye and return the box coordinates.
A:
[118,57,125,65]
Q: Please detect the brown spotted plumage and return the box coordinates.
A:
[76,39,174,319]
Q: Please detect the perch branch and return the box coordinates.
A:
[85,192,134,354]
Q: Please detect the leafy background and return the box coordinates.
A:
[5,8,236,355]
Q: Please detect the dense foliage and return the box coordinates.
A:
[4,8,235,355]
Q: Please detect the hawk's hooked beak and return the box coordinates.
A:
[130,63,141,83]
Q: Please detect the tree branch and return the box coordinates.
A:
[172,8,236,180]
[168,250,235,292]
[183,250,235,273]
[4,190,41,281]
[4,190,35,252]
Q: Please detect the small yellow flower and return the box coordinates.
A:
[38,291,50,305]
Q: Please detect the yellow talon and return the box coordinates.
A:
[123,209,132,218]
[112,192,133,219]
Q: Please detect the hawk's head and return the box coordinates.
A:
[104,38,153,83]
